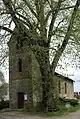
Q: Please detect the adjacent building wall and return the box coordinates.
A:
[54,75,74,99]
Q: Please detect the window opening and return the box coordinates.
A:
[18,58,22,72]
[65,82,67,94]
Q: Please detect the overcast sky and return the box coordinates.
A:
[74,71,80,92]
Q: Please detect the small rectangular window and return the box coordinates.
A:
[18,58,22,72]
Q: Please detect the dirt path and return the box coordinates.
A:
[0,111,80,119]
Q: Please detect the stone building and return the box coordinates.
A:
[54,72,74,99]
[8,29,74,109]
[8,29,41,109]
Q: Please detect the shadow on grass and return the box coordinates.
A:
[0,105,80,117]
[18,105,80,117]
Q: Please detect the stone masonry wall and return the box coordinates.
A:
[9,34,33,109]
[54,75,74,99]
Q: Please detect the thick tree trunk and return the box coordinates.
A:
[40,67,59,112]
[40,67,50,111]
[40,67,53,112]
[35,48,54,112]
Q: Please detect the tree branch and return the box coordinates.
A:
[2,0,19,26]
[0,26,13,33]
[16,12,33,29]
[50,0,80,74]
[52,18,65,36]
[60,5,75,10]
[44,5,75,28]
[47,0,63,46]
[35,0,40,18]
[22,0,39,21]
[44,10,52,26]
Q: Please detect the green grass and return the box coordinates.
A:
[42,105,80,117]
[1,104,79,117]
[17,104,80,117]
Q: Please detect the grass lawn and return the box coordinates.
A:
[18,104,80,117]
[0,104,80,117]
[42,105,80,117]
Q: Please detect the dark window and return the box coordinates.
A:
[65,82,67,94]
[16,40,23,50]
[58,80,61,94]
[18,58,22,72]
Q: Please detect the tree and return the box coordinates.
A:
[0,71,8,101]
[0,0,80,111]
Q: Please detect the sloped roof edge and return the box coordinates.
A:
[54,72,75,82]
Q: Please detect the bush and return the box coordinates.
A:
[59,97,78,107]
[59,97,66,103]
[0,100,9,109]
[69,99,78,106]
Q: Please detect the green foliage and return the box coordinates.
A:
[0,72,5,83]
[17,104,80,117]
[42,105,80,117]
[59,97,67,104]
[68,99,78,106]
[0,83,8,100]
[0,71,8,101]
[0,100,9,110]
[59,97,79,106]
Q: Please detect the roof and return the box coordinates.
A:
[54,72,75,82]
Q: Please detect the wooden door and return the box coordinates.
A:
[18,92,24,108]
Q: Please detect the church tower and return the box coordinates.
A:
[8,31,33,109]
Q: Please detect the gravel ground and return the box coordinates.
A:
[0,111,80,119]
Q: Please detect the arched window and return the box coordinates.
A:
[65,82,67,94]
[18,58,22,72]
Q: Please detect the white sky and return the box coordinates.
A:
[74,71,80,92]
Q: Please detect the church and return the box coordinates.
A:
[8,28,74,109]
